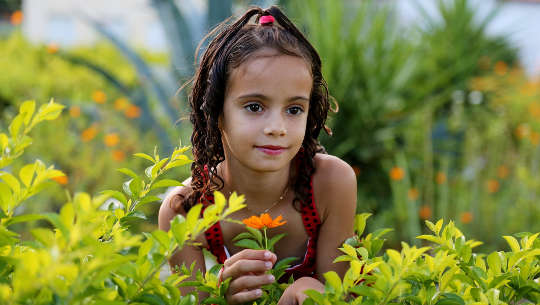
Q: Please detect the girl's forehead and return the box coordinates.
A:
[226,53,313,97]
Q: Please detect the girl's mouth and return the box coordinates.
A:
[255,145,287,156]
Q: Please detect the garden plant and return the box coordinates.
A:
[1,101,538,304]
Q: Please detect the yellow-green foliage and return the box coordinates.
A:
[0,102,538,304]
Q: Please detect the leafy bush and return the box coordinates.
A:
[1,101,538,304]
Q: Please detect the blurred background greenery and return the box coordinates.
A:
[1,0,539,250]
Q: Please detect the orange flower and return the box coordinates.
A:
[242,213,286,229]
[460,212,473,224]
[494,61,508,76]
[419,205,432,220]
[10,10,23,25]
[124,105,141,118]
[114,97,129,110]
[497,165,509,179]
[520,82,536,96]
[352,165,361,177]
[69,106,81,118]
[92,90,107,104]
[486,179,500,193]
[104,133,119,147]
[112,150,126,162]
[81,125,98,142]
[436,172,446,184]
[408,188,419,201]
[51,175,68,185]
[530,131,540,146]
[47,43,59,54]
[389,167,404,181]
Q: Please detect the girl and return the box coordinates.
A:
[159,6,356,305]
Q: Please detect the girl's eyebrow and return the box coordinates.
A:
[237,93,309,103]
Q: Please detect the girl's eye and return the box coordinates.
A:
[245,103,263,113]
[287,106,304,115]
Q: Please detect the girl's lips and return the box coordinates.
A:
[255,145,287,156]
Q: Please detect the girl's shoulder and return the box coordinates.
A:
[312,153,357,221]
[158,177,193,230]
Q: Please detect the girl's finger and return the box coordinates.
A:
[224,249,276,267]
[227,288,263,305]
[228,273,275,295]
[222,259,273,280]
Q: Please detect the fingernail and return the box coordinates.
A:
[255,289,262,296]
[265,261,272,269]
[267,275,275,282]
[264,251,271,259]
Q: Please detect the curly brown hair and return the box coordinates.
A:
[173,6,332,214]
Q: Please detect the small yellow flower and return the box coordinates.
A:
[81,125,98,142]
[51,175,68,185]
[92,90,107,104]
[460,212,473,224]
[104,133,119,147]
[112,150,126,162]
[408,188,419,201]
[47,43,59,54]
[486,179,500,194]
[494,61,508,76]
[419,205,431,220]
[497,165,509,179]
[242,213,286,229]
[436,172,446,184]
[114,97,130,111]
[389,167,405,181]
[124,105,141,118]
[10,10,23,25]
[69,106,81,118]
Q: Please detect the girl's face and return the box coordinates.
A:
[220,48,312,172]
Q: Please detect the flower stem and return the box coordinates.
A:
[263,227,268,250]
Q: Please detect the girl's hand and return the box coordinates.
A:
[221,249,277,304]
[277,277,325,305]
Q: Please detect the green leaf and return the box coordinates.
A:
[0,133,8,151]
[323,271,342,294]
[4,214,45,226]
[150,179,183,190]
[18,164,35,187]
[129,177,143,198]
[303,289,325,304]
[117,168,139,179]
[245,226,263,244]
[435,293,465,305]
[232,232,253,242]
[186,203,202,234]
[0,172,20,195]
[354,213,371,236]
[503,235,520,253]
[8,115,24,139]
[267,233,286,251]
[151,158,169,178]
[349,285,378,299]
[151,230,171,249]
[171,214,187,247]
[133,153,155,163]
[36,99,64,121]
[487,251,502,274]
[234,238,262,250]
[20,100,36,126]
[137,195,161,207]
[164,158,192,171]
[43,213,69,240]
[101,190,128,206]
[417,235,443,244]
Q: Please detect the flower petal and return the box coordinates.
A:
[269,215,287,228]
[260,213,273,227]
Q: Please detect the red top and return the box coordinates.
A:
[200,177,322,282]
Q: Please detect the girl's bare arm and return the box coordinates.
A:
[313,154,357,278]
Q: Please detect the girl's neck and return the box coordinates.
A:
[217,160,291,211]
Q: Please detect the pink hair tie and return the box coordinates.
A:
[259,15,275,25]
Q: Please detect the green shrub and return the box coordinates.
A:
[1,101,538,304]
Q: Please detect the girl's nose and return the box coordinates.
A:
[263,115,287,136]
